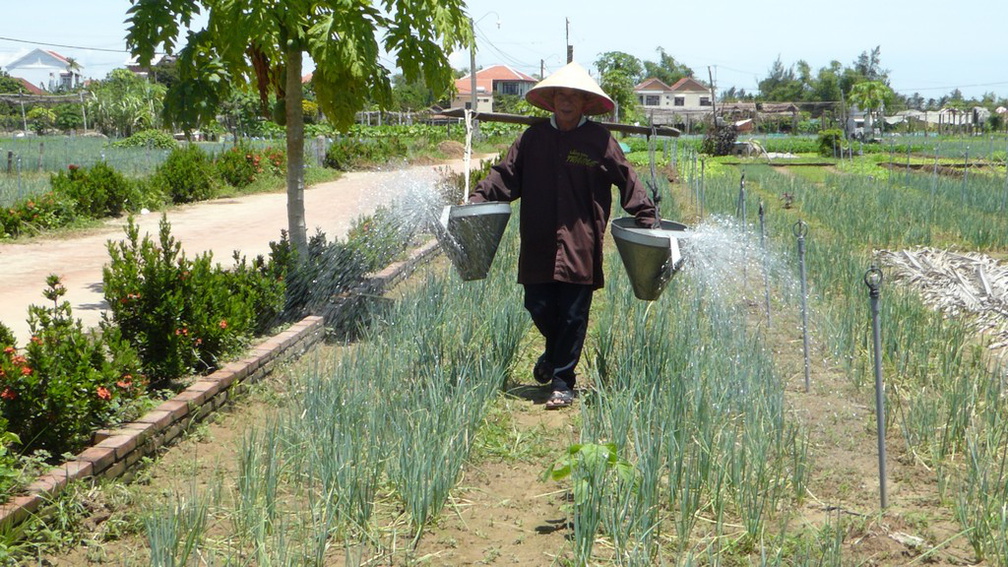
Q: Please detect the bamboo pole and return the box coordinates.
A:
[441,108,681,137]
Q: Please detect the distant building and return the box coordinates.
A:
[4,48,82,92]
[452,64,537,112]
[635,76,712,111]
[124,54,176,80]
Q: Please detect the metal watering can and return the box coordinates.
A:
[611,217,689,301]
[436,202,511,281]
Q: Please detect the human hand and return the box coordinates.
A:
[635,217,660,229]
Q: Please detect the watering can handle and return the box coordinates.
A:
[646,123,661,225]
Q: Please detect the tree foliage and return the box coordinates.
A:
[126,0,471,251]
[642,47,693,86]
[849,79,895,136]
[87,69,165,138]
[0,71,27,94]
[595,51,644,85]
[848,80,894,114]
[127,0,470,132]
[595,51,643,121]
[757,47,893,104]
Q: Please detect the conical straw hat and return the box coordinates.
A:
[525,62,615,116]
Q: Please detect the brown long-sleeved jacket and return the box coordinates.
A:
[470,119,657,289]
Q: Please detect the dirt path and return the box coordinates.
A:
[0,160,474,344]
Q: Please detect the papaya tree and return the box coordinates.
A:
[848,80,893,139]
[126,0,471,252]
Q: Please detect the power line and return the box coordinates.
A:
[0,35,133,54]
[897,81,1008,93]
[472,24,540,74]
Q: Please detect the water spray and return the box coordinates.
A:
[436,108,511,281]
[462,108,474,204]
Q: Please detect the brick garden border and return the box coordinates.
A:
[0,238,441,530]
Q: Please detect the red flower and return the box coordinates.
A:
[30,335,43,345]
[20,366,31,376]
[0,388,16,401]
[219,319,228,329]
[96,386,111,401]
[2,346,14,355]
[68,164,79,171]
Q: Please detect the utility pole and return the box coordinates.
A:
[469,17,478,112]
[540,59,544,80]
[707,66,718,124]
[566,18,573,63]
[80,91,88,132]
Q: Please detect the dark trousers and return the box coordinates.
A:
[523,282,594,388]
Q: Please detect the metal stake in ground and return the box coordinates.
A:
[738,173,748,280]
[699,158,705,219]
[962,147,969,204]
[1002,138,1008,212]
[759,201,771,328]
[794,220,810,392]
[864,264,888,509]
[931,146,939,224]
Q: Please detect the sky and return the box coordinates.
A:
[2,0,1006,102]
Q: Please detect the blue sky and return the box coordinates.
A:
[2,0,1005,101]
[457,0,1008,101]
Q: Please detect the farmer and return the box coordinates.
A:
[468,61,659,409]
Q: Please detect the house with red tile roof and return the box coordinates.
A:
[452,64,537,112]
[4,48,82,92]
[13,77,45,96]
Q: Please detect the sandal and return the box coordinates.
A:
[545,381,575,409]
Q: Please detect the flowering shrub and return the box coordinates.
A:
[262,146,286,175]
[103,216,284,382]
[215,145,287,188]
[50,161,145,218]
[0,275,145,455]
[215,145,263,188]
[0,192,77,239]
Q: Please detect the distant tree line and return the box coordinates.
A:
[588,45,1008,125]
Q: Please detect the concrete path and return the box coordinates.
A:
[0,160,473,344]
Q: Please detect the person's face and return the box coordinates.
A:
[553,88,587,130]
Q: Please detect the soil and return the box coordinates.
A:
[25,162,984,565]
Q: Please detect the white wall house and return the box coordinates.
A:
[4,48,82,92]
[635,76,712,111]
